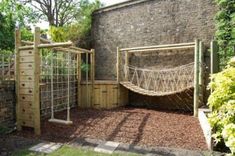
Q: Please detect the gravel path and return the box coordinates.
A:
[16,108,207,151]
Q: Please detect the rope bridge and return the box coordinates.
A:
[120,62,195,96]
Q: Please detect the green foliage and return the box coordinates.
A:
[81,61,90,72]
[208,59,235,154]
[49,0,102,48]
[0,0,37,27]
[0,0,34,50]
[21,27,33,41]
[49,26,69,42]
[0,13,15,50]
[0,13,33,50]
[214,0,235,69]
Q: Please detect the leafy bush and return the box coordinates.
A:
[214,0,235,69]
[208,58,235,154]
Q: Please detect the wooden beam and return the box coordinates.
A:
[38,42,72,48]
[70,46,92,53]
[120,42,195,51]
[53,47,85,54]
[194,39,200,117]
[15,29,22,131]
[210,41,219,74]
[117,47,120,83]
[33,27,41,135]
[19,45,34,50]
[199,41,205,107]
[127,45,195,53]
[77,53,82,108]
[21,40,33,45]
[86,52,89,107]
[90,49,95,107]
[124,52,129,81]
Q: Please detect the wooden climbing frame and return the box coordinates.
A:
[15,27,95,135]
[117,40,205,117]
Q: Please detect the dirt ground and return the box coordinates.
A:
[15,107,207,151]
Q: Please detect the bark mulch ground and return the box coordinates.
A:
[15,107,208,151]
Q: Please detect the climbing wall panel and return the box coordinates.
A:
[18,49,34,128]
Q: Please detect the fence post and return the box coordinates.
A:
[90,49,95,107]
[77,53,81,108]
[124,51,129,81]
[199,41,205,107]
[15,29,22,131]
[117,47,120,83]
[194,39,200,117]
[33,27,41,135]
[210,41,219,74]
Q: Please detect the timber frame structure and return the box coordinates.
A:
[15,27,95,135]
[14,27,209,135]
[117,39,205,117]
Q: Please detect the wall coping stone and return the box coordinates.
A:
[93,0,153,14]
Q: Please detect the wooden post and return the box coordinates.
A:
[117,47,120,83]
[210,41,219,74]
[124,51,129,81]
[86,52,89,106]
[77,53,81,108]
[90,49,95,107]
[199,41,205,107]
[194,39,200,117]
[33,27,41,135]
[15,29,22,131]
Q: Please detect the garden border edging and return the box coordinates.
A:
[198,108,212,150]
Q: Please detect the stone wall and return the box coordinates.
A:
[91,0,217,110]
[92,0,217,80]
[0,81,15,128]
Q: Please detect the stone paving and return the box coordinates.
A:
[0,135,225,156]
[29,142,62,154]
[69,137,224,156]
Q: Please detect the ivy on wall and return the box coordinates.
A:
[215,0,235,69]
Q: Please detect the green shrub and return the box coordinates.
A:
[214,0,235,69]
[208,58,235,154]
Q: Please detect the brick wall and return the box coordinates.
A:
[91,0,217,110]
[92,0,217,80]
[0,81,15,128]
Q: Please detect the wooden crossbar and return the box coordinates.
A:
[53,47,87,54]
[127,45,195,53]
[70,46,92,53]
[21,40,33,45]
[19,42,73,50]
[38,42,73,48]
[120,42,195,51]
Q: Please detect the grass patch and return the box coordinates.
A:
[13,145,139,156]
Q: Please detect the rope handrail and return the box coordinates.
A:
[121,62,195,96]
[126,62,195,72]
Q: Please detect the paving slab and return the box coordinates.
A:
[29,142,62,154]
[94,141,120,154]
